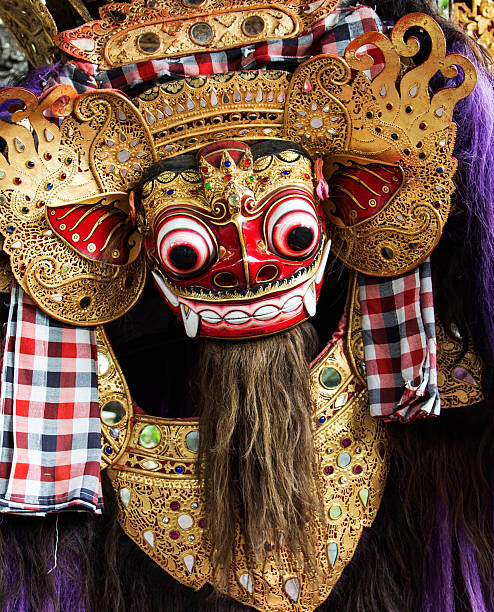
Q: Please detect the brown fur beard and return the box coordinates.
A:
[195,322,323,591]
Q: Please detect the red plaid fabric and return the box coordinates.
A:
[0,284,102,515]
[50,6,383,93]
[358,259,440,423]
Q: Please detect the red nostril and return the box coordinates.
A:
[212,271,239,289]
[255,264,280,284]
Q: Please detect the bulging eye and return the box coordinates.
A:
[156,216,215,276]
[266,195,320,259]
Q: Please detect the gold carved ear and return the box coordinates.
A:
[284,13,477,276]
[0,85,157,325]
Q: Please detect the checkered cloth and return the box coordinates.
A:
[0,284,102,515]
[50,6,383,93]
[358,259,440,423]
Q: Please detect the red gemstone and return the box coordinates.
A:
[20,263,26,271]
[13,177,21,185]
[224,174,232,181]
[341,438,351,448]
[25,195,30,201]
[170,501,180,511]
[304,173,310,179]
[262,177,269,184]
[198,518,206,528]
[324,466,334,475]
[169,530,180,540]
[60,173,67,180]
[201,166,209,173]
[44,153,52,161]
[303,80,312,92]
[353,465,363,474]
[189,190,198,195]
[244,158,252,167]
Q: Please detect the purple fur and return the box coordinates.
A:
[458,529,489,612]
[452,47,494,362]
[422,504,454,612]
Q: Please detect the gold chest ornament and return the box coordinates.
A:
[98,279,390,612]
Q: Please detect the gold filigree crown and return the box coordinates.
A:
[0,0,340,69]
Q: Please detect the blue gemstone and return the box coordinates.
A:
[391,133,399,140]
[319,416,326,424]
[104,446,112,455]
[46,183,53,190]
[175,466,184,474]
[224,161,231,168]
[7,226,15,232]
[282,170,291,175]
[167,189,175,195]
[437,167,444,174]
[27,161,35,168]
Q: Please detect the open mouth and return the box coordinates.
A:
[152,239,331,338]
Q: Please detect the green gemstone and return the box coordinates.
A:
[359,488,369,507]
[65,158,72,165]
[248,176,254,182]
[139,424,161,449]
[62,265,69,273]
[320,367,342,390]
[366,111,373,119]
[21,207,29,214]
[205,182,211,189]
[329,505,342,520]
[185,430,199,453]
[419,152,426,160]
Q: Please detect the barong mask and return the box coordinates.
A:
[139,141,329,339]
[0,12,481,612]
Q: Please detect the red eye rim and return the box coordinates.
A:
[264,190,321,260]
[155,215,217,277]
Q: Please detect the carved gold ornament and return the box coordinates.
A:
[0,86,154,325]
[104,282,389,612]
[454,0,494,56]
[54,0,340,70]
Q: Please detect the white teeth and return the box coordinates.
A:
[316,239,332,285]
[303,281,317,317]
[282,295,303,313]
[199,310,222,324]
[224,310,250,325]
[180,304,200,338]
[152,271,179,307]
[253,304,279,321]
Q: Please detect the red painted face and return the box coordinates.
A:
[140,141,330,339]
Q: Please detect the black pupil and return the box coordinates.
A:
[169,245,198,270]
[287,226,314,251]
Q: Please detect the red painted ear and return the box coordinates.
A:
[324,155,404,226]
[46,193,142,265]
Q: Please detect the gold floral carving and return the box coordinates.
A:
[0,86,155,325]
[0,0,58,66]
[106,300,389,612]
[97,327,134,469]
[436,319,484,408]
[284,14,477,275]
[454,1,494,56]
[54,0,340,70]
[133,71,291,158]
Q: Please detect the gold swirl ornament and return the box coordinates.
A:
[0,86,156,325]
